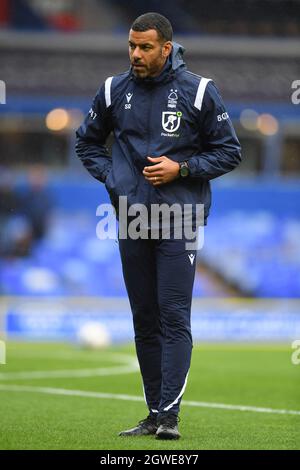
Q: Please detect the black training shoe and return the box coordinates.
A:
[119,414,158,437]
[155,414,181,440]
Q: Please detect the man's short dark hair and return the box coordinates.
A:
[131,12,173,43]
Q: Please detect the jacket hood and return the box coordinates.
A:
[170,42,186,71]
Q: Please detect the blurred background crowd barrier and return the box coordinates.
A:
[0,0,300,343]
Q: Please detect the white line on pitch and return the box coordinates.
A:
[0,364,139,380]
[0,353,139,380]
[0,384,299,417]
[7,351,136,363]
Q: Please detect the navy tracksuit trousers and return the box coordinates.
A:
[118,232,197,417]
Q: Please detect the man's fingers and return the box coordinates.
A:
[144,175,163,185]
[143,156,167,173]
[147,156,165,162]
[151,178,162,186]
[144,175,160,181]
[143,165,163,174]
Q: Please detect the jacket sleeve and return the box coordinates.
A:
[75,82,113,183]
[188,81,242,180]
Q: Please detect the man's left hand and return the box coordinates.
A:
[143,156,180,186]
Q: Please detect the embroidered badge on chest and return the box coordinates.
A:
[167,89,178,109]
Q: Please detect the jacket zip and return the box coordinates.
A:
[145,87,155,218]
[146,87,154,157]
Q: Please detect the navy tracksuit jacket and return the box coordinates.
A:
[76,43,241,417]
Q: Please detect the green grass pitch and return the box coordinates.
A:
[0,341,299,450]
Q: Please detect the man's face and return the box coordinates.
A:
[129,29,172,79]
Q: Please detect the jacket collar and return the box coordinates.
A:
[130,41,186,87]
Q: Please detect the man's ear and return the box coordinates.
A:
[162,41,173,58]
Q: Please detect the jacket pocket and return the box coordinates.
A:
[105,170,119,212]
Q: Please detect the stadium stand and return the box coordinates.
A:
[1,180,299,298]
[0,1,299,306]
[2,0,300,36]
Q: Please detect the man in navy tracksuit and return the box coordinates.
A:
[76,12,241,439]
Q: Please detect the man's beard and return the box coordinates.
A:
[132,63,148,77]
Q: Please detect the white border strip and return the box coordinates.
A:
[0,385,299,416]
[194,77,211,111]
[104,76,113,108]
